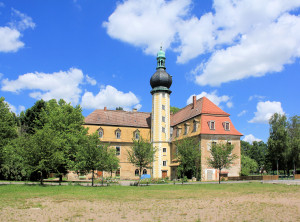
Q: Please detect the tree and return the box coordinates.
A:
[0,97,18,178]
[207,142,237,184]
[106,148,120,177]
[267,113,289,174]
[76,133,109,186]
[170,106,180,114]
[1,137,29,181]
[288,115,300,175]
[127,137,156,182]
[175,137,201,180]
[241,155,258,176]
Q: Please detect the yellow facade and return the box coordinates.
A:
[151,92,171,178]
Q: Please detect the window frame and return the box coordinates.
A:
[163,161,167,167]
[116,146,121,156]
[115,129,121,139]
[135,169,139,176]
[98,128,103,138]
[209,121,215,130]
[224,122,230,131]
[162,105,165,110]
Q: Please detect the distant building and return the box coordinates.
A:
[84,48,242,181]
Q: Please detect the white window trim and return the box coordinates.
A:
[209,121,215,130]
[224,122,230,131]
[116,146,121,156]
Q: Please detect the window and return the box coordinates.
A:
[193,121,197,132]
[98,128,103,138]
[115,129,121,139]
[162,116,165,122]
[162,105,165,110]
[163,148,167,153]
[163,161,167,166]
[184,124,188,135]
[116,169,120,177]
[162,127,165,133]
[134,130,140,140]
[212,141,217,147]
[143,169,147,175]
[224,122,230,131]
[116,146,120,156]
[135,169,139,176]
[209,121,215,130]
[176,128,180,137]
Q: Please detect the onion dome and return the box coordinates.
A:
[150,47,172,95]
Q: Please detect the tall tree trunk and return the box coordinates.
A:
[219,168,221,184]
[277,160,279,175]
[92,169,94,187]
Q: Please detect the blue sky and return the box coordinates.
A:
[0,0,299,143]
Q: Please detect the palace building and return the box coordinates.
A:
[84,48,242,181]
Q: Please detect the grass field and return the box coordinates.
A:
[0,183,299,221]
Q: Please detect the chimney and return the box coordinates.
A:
[192,96,197,109]
[132,108,137,112]
[104,107,107,111]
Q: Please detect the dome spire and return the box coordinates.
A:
[156,46,166,70]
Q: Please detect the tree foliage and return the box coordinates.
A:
[241,155,258,176]
[175,137,201,180]
[0,97,18,178]
[207,142,237,184]
[75,133,110,186]
[127,137,156,181]
[170,106,180,114]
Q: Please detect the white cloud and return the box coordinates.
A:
[104,0,300,86]
[103,0,191,55]
[0,27,24,52]
[249,101,284,124]
[249,95,266,101]
[5,101,25,114]
[238,110,247,117]
[0,8,35,53]
[186,90,232,108]
[10,8,35,31]
[243,134,262,144]
[85,75,97,86]
[81,85,140,110]
[1,68,84,105]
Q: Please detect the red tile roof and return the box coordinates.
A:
[200,115,243,136]
[170,97,229,126]
[84,110,151,128]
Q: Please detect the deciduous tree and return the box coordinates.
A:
[127,137,156,181]
[207,142,237,184]
[175,137,201,180]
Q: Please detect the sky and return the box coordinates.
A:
[0,0,299,143]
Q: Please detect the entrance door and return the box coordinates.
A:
[162,171,167,178]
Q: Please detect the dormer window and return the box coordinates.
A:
[98,127,103,138]
[224,122,230,131]
[115,129,121,139]
[176,127,181,137]
[134,130,140,140]
[209,121,215,130]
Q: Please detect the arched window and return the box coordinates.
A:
[135,169,139,176]
[134,130,140,140]
[115,129,121,139]
[98,127,103,138]
[143,169,147,175]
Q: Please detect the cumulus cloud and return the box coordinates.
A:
[249,101,284,124]
[186,90,232,108]
[1,68,84,105]
[0,8,35,52]
[243,134,262,144]
[81,85,140,110]
[103,0,191,55]
[104,0,300,86]
[86,75,97,86]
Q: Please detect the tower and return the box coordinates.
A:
[150,47,172,178]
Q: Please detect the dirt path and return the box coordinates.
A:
[1,193,299,221]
